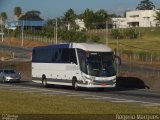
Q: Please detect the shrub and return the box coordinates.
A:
[58,30,87,42]
[90,36,100,42]
[124,28,138,39]
[110,29,123,39]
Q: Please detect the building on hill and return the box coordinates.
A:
[5,20,46,30]
[75,19,86,31]
[112,10,160,28]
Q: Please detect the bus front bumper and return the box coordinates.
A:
[78,81,116,88]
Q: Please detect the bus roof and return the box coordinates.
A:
[73,43,112,52]
[33,43,112,52]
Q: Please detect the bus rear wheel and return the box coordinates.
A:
[72,78,79,91]
[2,77,6,83]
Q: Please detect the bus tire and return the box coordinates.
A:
[2,77,6,83]
[42,75,48,87]
[72,77,79,91]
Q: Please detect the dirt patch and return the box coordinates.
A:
[2,37,49,48]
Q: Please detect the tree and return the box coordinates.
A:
[95,9,108,22]
[136,0,155,10]
[63,8,76,22]
[109,13,118,18]
[81,8,95,29]
[63,8,77,30]
[80,8,110,29]
[19,10,43,21]
[155,11,160,24]
[94,9,109,29]
[0,12,8,24]
[14,6,22,20]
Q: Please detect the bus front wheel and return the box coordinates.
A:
[72,78,79,91]
[42,75,48,87]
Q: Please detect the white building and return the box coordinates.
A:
[75,19,86,31]
[112,10,160,28]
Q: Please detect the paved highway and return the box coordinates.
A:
[0,81,160,107]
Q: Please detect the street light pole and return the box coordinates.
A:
[0,18,4,42]
[116,20,120,75]
[21,20,24,47]
[1,28,4,43]
[106,21,108,45]
[55,18,58,44]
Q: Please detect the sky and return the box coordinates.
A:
[0,0,160,20]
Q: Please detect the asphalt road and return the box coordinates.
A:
[0,81,160,107]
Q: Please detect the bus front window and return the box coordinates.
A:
[86,52,116,77]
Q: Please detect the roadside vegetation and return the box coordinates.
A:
[2,27,160,66]
[108,27,160,63]
[1,0,160,65]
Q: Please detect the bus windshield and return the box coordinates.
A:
[77,49,116,77]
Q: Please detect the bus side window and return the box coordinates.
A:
[61,48,70,63]
[32,49,36,62]
[70,49,77,64]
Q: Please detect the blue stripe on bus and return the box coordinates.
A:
[33,44,70,49]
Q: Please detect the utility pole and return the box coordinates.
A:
[116,36,119,75]
[21,20,24,47]
[116,23,119,75]
[1,28,4,43]
[55,18,58,44]
[106,21,108,45]
[54,26,56,44]
[0,18,4,42]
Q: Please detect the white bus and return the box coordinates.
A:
[32,43,119,90]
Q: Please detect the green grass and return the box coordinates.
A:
[108,28,160,51]
[0,88,160,114]
[97,27,160,62]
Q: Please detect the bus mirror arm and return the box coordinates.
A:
[71,61,77,65]
[114,55,121,66]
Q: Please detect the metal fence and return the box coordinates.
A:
[120,50,160,64]
[16,33,56,44]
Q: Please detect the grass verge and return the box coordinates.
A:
[0,88,160,114]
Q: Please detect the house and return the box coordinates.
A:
[112,10,160,28]
[6,20,46,30]
[75,19,86,31]
[5,21,17,30]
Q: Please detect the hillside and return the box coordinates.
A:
[0,27,160,66]
[2,37,49,48]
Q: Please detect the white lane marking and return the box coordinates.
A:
[85,97,108,100]
[112,100,160,106]
[143,104,160,106]
[0,84,71,94]
[42,93,60,95]
[112,100,137,103]
[66,94,90,97]
[22,90,43,93]
[10,88,30,91]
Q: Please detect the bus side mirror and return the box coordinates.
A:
[70,60,77,65]
[114,55,121,66]
[71,62,77,65]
